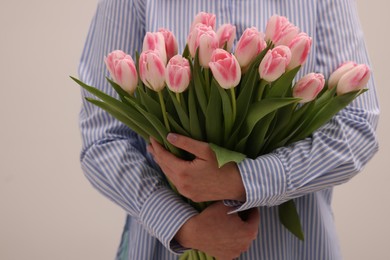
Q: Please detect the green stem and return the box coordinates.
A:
[158,91,170,132]
[176,92,181,105]
[230,87,237,124]
[257,80,269,100]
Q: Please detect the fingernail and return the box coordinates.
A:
[167,133,177,143]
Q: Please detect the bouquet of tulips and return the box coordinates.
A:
[72,12,370,260]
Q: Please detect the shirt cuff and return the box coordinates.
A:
[228,153,287,213]
[139,188,198,254]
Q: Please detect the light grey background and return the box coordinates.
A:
[0,1,388,259]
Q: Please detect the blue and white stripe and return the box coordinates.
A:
[78,0,379,259]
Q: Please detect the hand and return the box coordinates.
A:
[147,133,246,202]
[175,202,260,260]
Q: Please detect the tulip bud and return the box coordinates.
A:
[165,55,191,93]
[265,15,299,46]
[336,64,370,95]
[234,27,267,72]
[190,12,216,32]
[142,32,167,64]
[139,50,166,92]
[259,45,291,82]
[293,73,325,103]
[158,28,179,61]
[104,50,138,94]
[209,49,241,89]
[216,23,236,51]
[327,61,357,89]
[287,33,312,70]
[187,23,219,68]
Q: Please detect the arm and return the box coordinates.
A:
[233,0,379,210]
[78,0,197,253]
[148,0,379,211]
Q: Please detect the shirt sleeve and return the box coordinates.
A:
[231,0,380,211]
[78,0,197,253]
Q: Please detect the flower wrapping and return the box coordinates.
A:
[72,12,370,260]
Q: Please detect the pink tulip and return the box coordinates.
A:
[104,50,138,94]
[327,61,357,89]
[293,73,325,103]
[189,12,216,32]
[234,27,267,72]
[209,49,241,89]
[216,23,236,51]
[138,50,166,92]
[336,64,370,95]
[259,45,291,82]
[158,28,179,61]
[165,55,191,93]
[187,23,219,67]
[287,33,312,70]
[265,15,299,46]
[142,32,167,64]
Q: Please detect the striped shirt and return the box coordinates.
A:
[78,0,379,259]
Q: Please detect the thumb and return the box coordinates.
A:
[167,133,211,159]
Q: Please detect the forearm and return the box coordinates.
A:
[231,95,379,212]
[81,132,198,253]
[229,0,380,211]
[78,0,200,253]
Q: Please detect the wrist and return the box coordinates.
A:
[174,214,199,249]
[221,163,246,201]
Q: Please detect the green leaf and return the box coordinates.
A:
[71,76,130,105]
[313,86,337,109]
[289,89,367,143]
[182,44,190,58]
[137,87,163,121]
[267,66,301,98]
[236,98,300,148]
[244,111,276,158]
[279,200,304,241]
[71,77,158,138]
[205,80,223,145]
[106,77,132,102]
[261,102,298,152]
[167,90,190,133]
[267,88,340,150]
[125,97,183,157]
[209,143,246,168]
[85,98,152,142]
[192,50,208,115]
[71,76,167,144]
[188,82,204,140]
[226,66,260,148]
[179,91,189,115]
[227,46,272,148]
[216,86,234,142]
[271,103,296,136]
[266,102,313,151]
[167,114,190,136]
[145,86,160,103]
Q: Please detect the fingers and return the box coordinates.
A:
[167,133,212,159]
